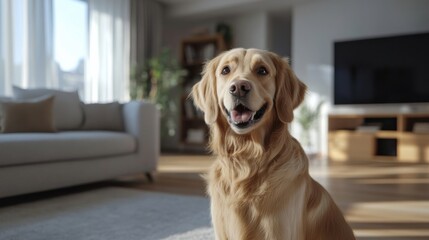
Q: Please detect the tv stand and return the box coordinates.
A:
[328,113,429,163]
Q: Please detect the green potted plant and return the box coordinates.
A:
[296,99,324,152]
[130,49,187,143]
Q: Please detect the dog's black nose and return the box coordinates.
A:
[229,80,251,97]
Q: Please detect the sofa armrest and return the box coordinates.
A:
[122,101,159,171]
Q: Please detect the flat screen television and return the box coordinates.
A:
[334,32,429,105]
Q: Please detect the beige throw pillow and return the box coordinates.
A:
[13,86,83,130]
[0,96,56,133]
[81,102,124,131]
[0,97,13,128]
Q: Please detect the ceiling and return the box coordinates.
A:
[157,0,317,19]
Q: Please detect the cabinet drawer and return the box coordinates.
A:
[398,135,429,163]
[329,132,374,161]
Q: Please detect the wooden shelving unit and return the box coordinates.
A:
[180,34,226,146]
[328,113,429,163]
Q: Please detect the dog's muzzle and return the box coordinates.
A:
[229,80,251,98]
[224,103,268,129]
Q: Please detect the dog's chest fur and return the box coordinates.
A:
[208,161,268,239]
[209,158,270,205]
[207,157,307,240]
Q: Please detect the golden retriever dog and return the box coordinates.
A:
[191,48,355,240]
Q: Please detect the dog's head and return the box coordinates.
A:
[192,48,307,135]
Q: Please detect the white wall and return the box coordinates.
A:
[293,0,429,102]
[163,11,273,58]
[230,12,270,50]
[292,0,429,156]
[270,13,292,58]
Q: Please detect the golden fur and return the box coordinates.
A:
[191,48,355,240]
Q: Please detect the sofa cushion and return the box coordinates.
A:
[0,97,12,101]
[1,95,56,133]
[13,86,84,130]
[0,97,13,129]
[82,102,124,131]
[0,131,136,167]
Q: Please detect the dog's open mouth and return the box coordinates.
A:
[224,103,268,129]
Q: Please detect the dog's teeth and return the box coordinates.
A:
[251,112,256,120]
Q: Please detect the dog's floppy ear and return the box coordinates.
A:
[191,54,223,125]
[273,56,307,123]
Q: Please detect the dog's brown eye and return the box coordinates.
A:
[257,67,268,75]
[221,66,230,75]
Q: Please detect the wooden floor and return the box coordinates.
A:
[2,154,428,239]
[121,154,429,240]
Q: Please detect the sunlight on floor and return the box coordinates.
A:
[158,155,213,173]
[346,201,429,223]
[159,165,210,173]
[354,229,429,237]
[354,178,429,184]
[310,165,429,178]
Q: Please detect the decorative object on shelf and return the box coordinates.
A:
[356,124,381,132]
[186,129,205,144]
[413,123,429,133]
[130,49,187,140]
[296,99,324,151]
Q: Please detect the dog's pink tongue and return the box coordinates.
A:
[231,110,252,123]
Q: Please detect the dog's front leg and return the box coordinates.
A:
[259,210,305,240]
[259,182,307,240]
[211,197,228,240]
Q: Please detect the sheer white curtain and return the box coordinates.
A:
[0,0,57,96]
[86,0,130,103]
[130,0,163,66]
[0,0,13,96]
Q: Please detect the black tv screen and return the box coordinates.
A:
[334,32,429,105]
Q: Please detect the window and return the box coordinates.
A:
[1,0,88,96]
[53,0,88,94]
[0,0,25,86]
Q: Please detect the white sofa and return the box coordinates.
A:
[0,101,159,199]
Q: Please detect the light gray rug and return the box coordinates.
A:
[0,187,214,240]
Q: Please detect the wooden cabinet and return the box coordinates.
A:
[328,113,429,163]
[180,34,226,146]
[329,131,374,161]
[398,134,429,162]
